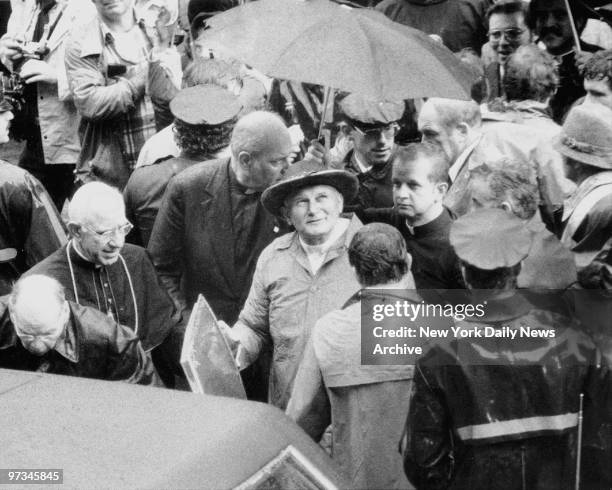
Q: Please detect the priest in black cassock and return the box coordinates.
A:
[25,182,182,386]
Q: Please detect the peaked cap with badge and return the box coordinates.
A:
[339,93,405,130]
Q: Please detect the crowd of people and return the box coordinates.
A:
[1,0,612,488]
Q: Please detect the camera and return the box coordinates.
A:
[0,72,24,112]
[19,41,49,61]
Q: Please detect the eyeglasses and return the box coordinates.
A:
[488,28,525,42]
[353,123,399,138]
[81,222,133,241]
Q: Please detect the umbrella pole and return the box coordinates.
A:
[563,0,583,54]
[317,86,334,146]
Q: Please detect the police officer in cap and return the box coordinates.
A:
[124,84,242,246]
[316,94,405,211]
[402,208,612,490]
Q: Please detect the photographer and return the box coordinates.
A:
[64,0,182,189]
[0,0,95,210]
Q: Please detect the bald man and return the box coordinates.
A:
[25,182,181,386]
[148,111,292,399]
[0,275,157,385]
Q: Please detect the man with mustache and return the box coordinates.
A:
[528,0,602,123]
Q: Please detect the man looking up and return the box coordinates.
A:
[286,223,416,490]
[25,182,180,385]
[221,159,362,409]
[0,275,157,385]
[362,143,463,290]
[484,0,532,100]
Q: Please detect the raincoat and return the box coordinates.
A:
[402,293,612,490]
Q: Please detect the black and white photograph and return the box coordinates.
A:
[1,0,612,488]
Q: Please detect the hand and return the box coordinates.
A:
[303,139,331,167]
[217,320,245,369]
[19,59,57,84]
[0,37,24,63]
[145,6,176,55]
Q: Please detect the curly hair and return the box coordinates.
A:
[470,158,538,220]
[503,45,558,102]
[462,262,521,289]
[582,49,612,89]
[173,117,236,159]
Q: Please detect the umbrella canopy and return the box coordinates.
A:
[204,0,478,100]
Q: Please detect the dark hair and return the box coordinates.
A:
[392,142,450,184]
[348,223,409,287]
[469,159,538,220]
[503,45,558,102]
[461,261,521,289]
[456,48,487,104]
[582,49,612,89]
[487,0,529,21]
[173,117,235,158]
[527,0,589,31]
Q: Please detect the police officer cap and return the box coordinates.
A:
[339,93,404,128]
[169,85,242,126]
[450,208,532,270]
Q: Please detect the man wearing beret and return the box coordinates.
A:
[336,94,404,211]
[402,208,612,490]
[124,84,241,246]
[221,160,362,409]
[554,103,612,289]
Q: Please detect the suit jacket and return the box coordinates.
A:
[148,158,286,324]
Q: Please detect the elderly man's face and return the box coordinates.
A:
[74,204,130,266]
[584,78,612,110]
[285,185,343,246]
[92,0,133,22]
[488,12,531,65]
[246,134,292,192]
[351,123,397,167]
[11,302,68,356]
[393,157,446,225]
[533,0,575,55]
[418,104,466,163]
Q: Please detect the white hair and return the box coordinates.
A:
[68,182,125,225]
[9,275,66,327]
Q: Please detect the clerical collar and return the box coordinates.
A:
[70,240,101,269]
[404,206,445,236]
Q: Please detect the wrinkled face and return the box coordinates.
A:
[488,12,531,65]
[74,204,130,266]
[92,0,133,22]
[285,185,343,245]
[418,104,465,163]
[11,302,68,356]
[584,78,612,110]
[393,157,445,223]
[0,111,13,144]
[245,134,292,192]
[351,123,397,167]
[533,0,575,55]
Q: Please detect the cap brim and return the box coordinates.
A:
[553,136,612,170]
[261,170,359,217]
